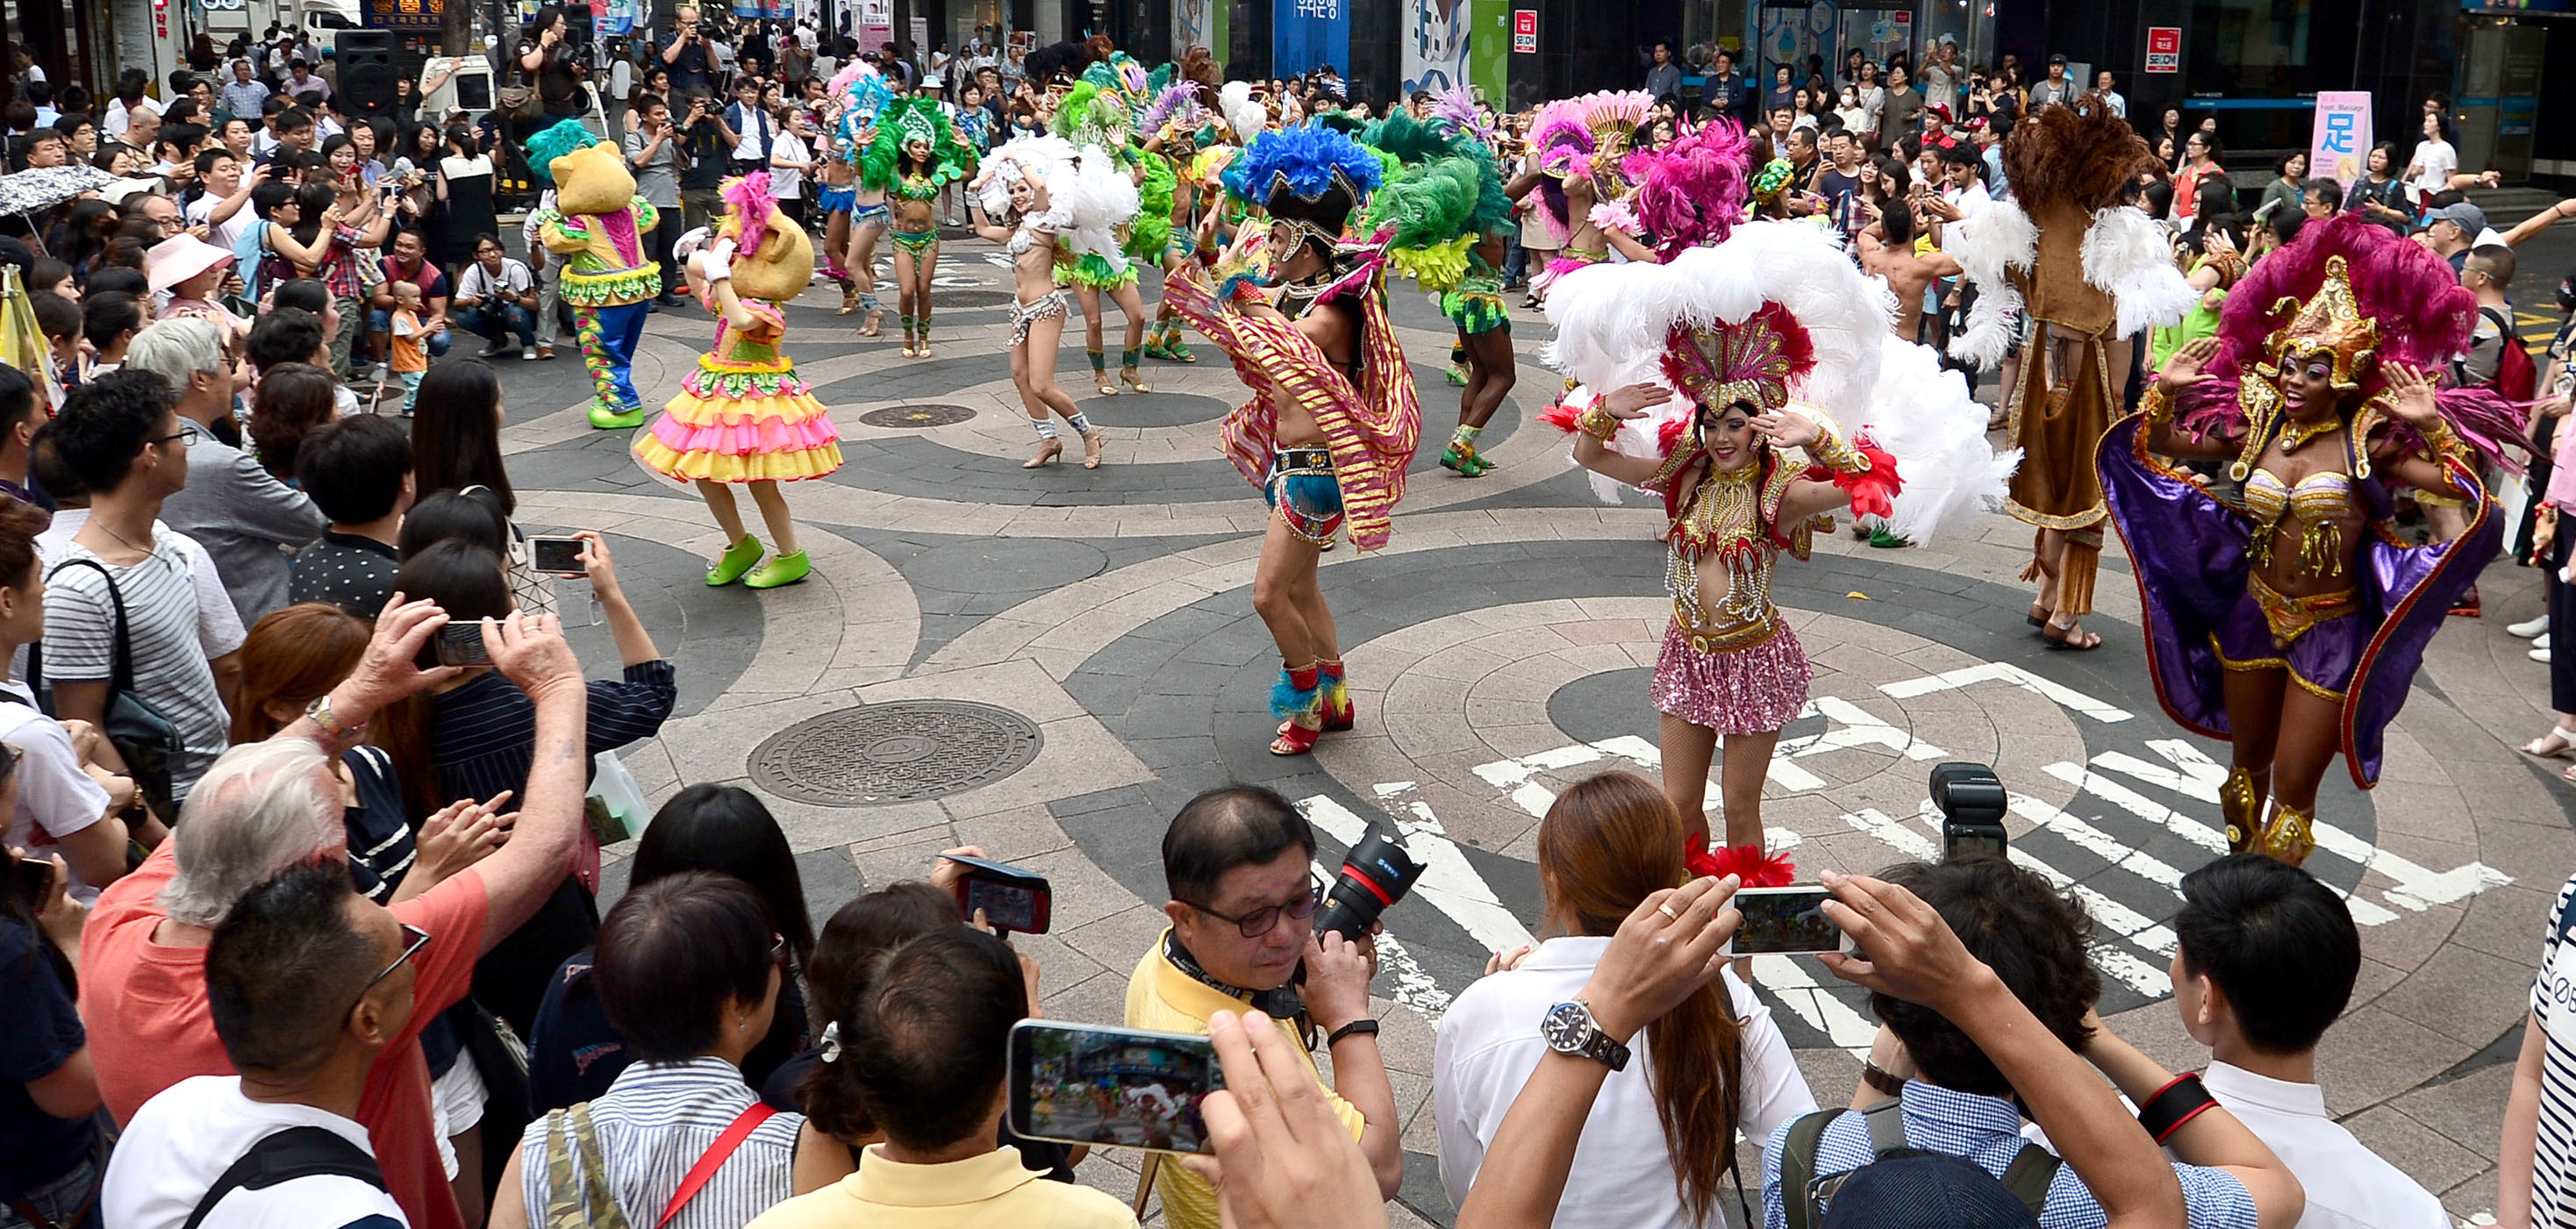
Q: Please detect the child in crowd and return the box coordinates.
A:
[386,279,428,413]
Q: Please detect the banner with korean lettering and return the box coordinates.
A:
[2308,90,2372,188]
[1275,0,1349,81]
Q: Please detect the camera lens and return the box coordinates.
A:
[1314,826,1427,941]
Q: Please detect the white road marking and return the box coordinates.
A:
[1878,661,2135,723]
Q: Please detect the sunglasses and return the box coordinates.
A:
[342,921,431,1021]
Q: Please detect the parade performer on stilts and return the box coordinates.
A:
[2100,212,2520,865]
[634,174,842,589]
[831,62,897,332]
[1165,127,1420,755]
[1940,97,2197,647]
[862,96,975,358]
[970,132,1119,468]
[1050,76,1156,395]
[1363,91,1517,478]
[526,119,664,430]
[1543,221,2008,864]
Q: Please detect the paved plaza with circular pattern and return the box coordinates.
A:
[487,240,2568,1225]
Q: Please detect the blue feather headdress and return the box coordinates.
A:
[1222,125,1385,268]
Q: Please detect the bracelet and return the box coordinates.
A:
[2139,383,2173,426]
[1326,1018,1381,1047]
[2136,1072,2220,1145]
[1803,417,1871,475]
[1858,1060,1907,1098]
[1575,403,1621,440]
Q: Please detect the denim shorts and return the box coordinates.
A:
[1263,447,1345,545]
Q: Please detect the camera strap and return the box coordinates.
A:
[1163,932,1310,1033]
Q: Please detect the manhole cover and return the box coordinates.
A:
[748,701,1043,804]
[858,404,977,428]
[934,289,1017,309]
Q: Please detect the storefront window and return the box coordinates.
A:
[2185,0,2316,149]
[1681,0,1749,77]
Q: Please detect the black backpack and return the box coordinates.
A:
[1776,1099,2060,1229]
[181,1125,389,1229]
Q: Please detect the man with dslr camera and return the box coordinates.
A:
[660,5,717,100]
[1126,786,1404,1229]
[1762,856,2308,1229]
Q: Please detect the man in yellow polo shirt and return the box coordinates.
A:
[1126,785,1405,1229]
[750,928,1138,1229]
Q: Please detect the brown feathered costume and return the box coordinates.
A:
[1995,96,2155,622]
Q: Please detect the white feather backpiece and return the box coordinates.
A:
[1943,199,2037,290]
[1052,143,1143,271]
[1857,334,2020,542]
[2082,205,2197,337]
[1543,222,1889,420]
[976,134,1077,229]
[1219,82,1268,145]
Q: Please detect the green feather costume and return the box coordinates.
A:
[861,96,975,196]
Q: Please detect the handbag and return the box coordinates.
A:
[498,82,547,125]
[34,558,189,820]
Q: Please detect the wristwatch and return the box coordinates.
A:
[1539,999,1630,1071]
[304,692,358,741]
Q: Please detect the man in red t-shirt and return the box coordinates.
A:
[82,599,591,1229]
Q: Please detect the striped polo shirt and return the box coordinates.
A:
[516,1056,805,1228]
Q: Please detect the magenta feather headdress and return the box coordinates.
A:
[1528,97,1595,181]
[2208,213,2474,389]
[1624,119,1753,261]
[723,173,777,255]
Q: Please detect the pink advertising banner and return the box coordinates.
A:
[2309,90,2372,188]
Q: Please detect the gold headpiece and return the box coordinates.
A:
[2255,254,2380,394]
[1660,304,1812,417]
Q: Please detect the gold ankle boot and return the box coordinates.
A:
[2221,765,2260,853]
[2256,801,2317,867]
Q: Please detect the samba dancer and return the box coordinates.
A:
[862,96,975,358]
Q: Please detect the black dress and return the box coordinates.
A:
[436,154,499,272]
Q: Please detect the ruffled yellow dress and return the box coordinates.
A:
[633,299,843,482]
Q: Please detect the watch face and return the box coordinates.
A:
[1540,1002,1592,1053]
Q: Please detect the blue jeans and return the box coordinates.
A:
[0,1152,100,1228]
[365,309,454,358]
[455,303,538,349]
[1500,233,1527,287]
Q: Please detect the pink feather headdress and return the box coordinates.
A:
[1623,119,1754,261]
[1528,97,1596,182]
[2207,213,2473,389]
[723,173,777,255]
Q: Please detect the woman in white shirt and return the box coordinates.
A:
[2405,111,2458,200]
[1434,770,1815,1229]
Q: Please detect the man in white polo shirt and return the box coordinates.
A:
[2172,854,2446,1229]
[101,861,419,1228]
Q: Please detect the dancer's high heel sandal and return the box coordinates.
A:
[1271,719,1323,755]
[1083,432,1104,469]
[1120,367,1151,394]
[838,285,858,315]
[1095,374,1119,395]
[861,308,884,337]
[1024,439,1063,468]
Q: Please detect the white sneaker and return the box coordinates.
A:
[2543,633,2555,651]
[2510,614,2551,639]
[2535,646,2553,663]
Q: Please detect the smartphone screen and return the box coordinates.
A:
[11,854,51,903]
[1008,1021,1222,1154]
[1731,886,1843,955]
[963,877,1043,932]
[530,536,586,575]
[435,622,494,668]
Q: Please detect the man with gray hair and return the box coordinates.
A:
[123,316,326,625]
[80,602,591,1229]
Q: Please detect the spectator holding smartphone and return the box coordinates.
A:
[2,832,102,1229]
[1435,771,1815,1227]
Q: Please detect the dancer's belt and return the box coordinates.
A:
[2249,572,2357,649]
[1276,447,1335,471]
[1672,601,1782,654]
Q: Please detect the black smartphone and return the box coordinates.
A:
[944,853,1051,934]
[434,622,494,668]
[530,535,587,576]
[11,852,52,902]
[1007,1021,1222,1154]
[1730,885,1850,955]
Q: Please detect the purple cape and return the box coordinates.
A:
[2096,412,2501,788]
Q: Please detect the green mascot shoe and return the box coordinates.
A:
[706,536,764,586]
[590,404,648,430]
[744,550,812,589]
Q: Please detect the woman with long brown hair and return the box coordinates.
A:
[1431,770,1813,1226]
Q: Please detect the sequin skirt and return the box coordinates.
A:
[1651,618,1812,734]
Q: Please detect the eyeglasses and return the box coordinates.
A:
[354,921,431,1007]
[769,932,788,965]
[1185,875,1325,939]
[153,424,204,448]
